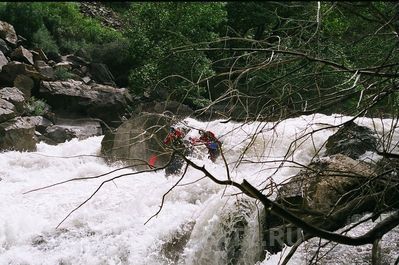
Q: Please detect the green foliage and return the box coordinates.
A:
[123,2,226,107]
[54,68,73,81]
[25,97,47,116]
[32,26,59,54]
[0,2,123,54]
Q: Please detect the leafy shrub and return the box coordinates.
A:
[25,97,47,116]
[54,68,74,81]
[32,26,59,54]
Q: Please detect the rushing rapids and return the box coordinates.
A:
[1,114,399,264]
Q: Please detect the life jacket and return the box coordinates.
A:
[163,128,184,145]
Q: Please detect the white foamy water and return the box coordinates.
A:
[1,114,398,265]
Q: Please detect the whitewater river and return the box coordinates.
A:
[1,114,398,265]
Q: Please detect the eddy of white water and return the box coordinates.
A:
[1,114,398,265]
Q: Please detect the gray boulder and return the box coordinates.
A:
[0,116,37,151]
[278,154,376,212]
[42,125,75,144]
[23,115,53,134]
[34,60,54,80]
[11,46,34,65]
[39,118,102,145]
[0,87,25,112]
[0,98,17,122]
[0,21,18,46]
[40,80,132,126]
[101,112,173,170]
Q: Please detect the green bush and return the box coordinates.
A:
[54,68,74,81]
[25,97,47,116]
[32,26,59,54]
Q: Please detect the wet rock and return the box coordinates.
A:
[0,98,17,122]
[42,125,75,144]
[82,76,91,84]
[11,46,34,65]
[160,221,195,264]
[278,154,376,212]
[0,21,18,46]
[101,112,172,170]
[325,121,378,159]
[0,87,25,112]
[0,50,8,70]
[0,116,37,151]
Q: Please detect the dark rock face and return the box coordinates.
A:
[325,121,378,159]
[0,116,37,151]
[101,112,173,170]
[40,80,132,126]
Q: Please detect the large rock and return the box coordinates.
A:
[34,60,55,80]
[40,80,132,126]
[0,87,25,112]
[0,61,40,86]
[0,98,17,122]
[0,21,18,46]
[42,117,102,144]
[42,125,75,144]
[11,46,34,65]
[325,121,378,159]
[101,112,173,170]
[0,51,8,70]
[23,115,53,134]
[13,74,34,98]
[278,154,376,212]
[0,116,37,151]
